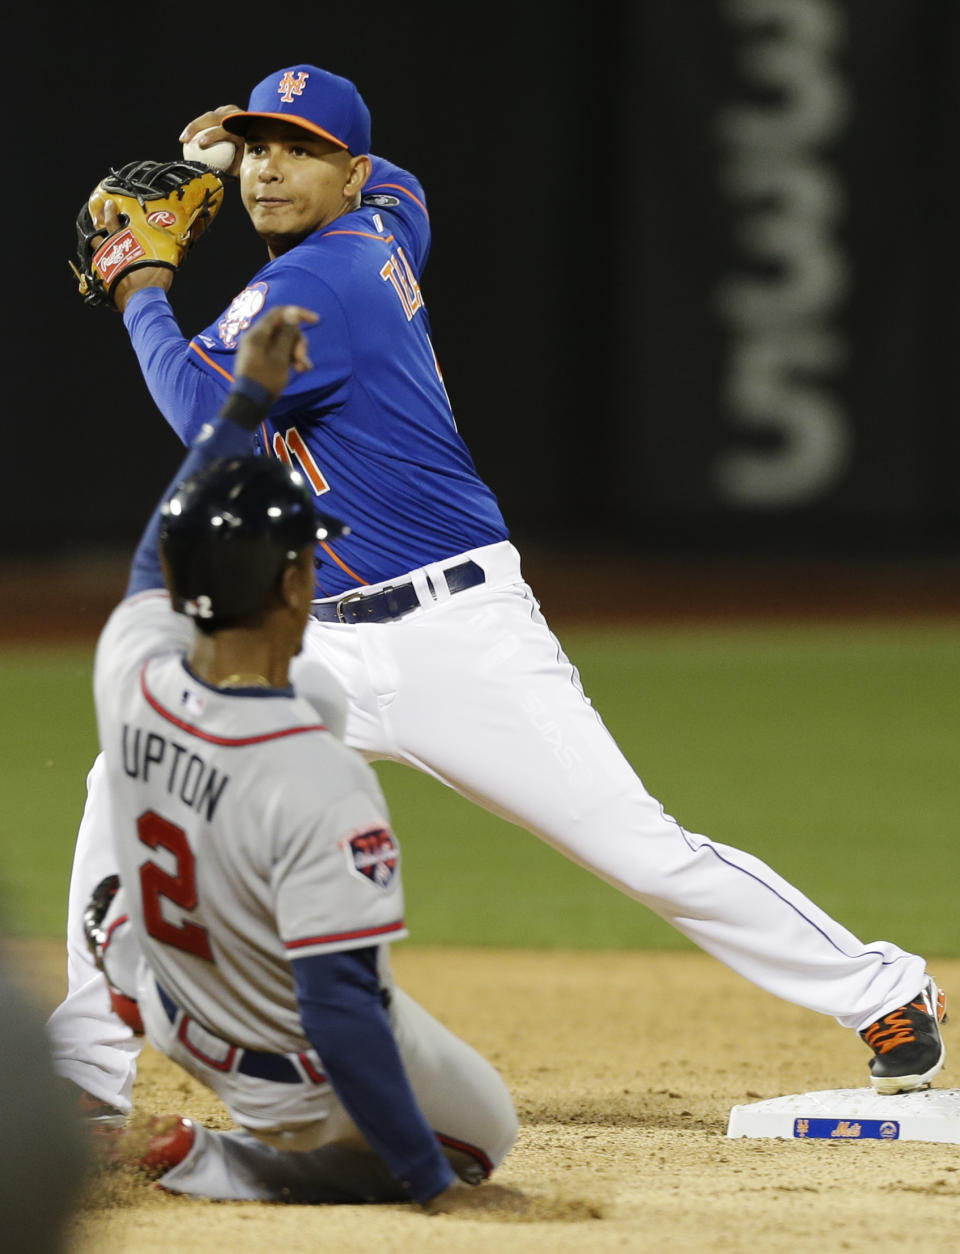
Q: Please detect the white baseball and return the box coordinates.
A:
[182,128,238,172]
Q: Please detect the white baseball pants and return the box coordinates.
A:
[48,541,926,1112]
[302,542,925,1028]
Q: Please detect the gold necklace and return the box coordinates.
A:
[216,673,273,689]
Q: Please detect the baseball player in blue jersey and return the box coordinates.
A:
[50,63,946,1123]
[82,304,520,1209]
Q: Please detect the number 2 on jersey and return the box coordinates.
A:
[138,811,214,961]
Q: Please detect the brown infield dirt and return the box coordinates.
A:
[12,940,959,1254]
[6,555,960,1252]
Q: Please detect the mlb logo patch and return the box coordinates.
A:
[343,827,399,889]
[181,687,206,719]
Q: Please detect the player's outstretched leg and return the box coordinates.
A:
[46,753,141,1115]
[302,560,943,1094]
[98,1116,404,1202]
[120,972,517,1203]
[104,1117,491,1203]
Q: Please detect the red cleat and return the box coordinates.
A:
[93,1113,196,1180]
[140,1115,196,1174]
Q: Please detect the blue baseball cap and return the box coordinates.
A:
[221,65,371,155]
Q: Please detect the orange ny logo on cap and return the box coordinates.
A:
[277,71,310,103]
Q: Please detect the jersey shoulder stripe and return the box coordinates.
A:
[284,920,406,949]
[140,666,327,747]
[318,228,396,245]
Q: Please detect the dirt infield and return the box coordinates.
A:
[12,939,958,1254]
[7,557,959,1250]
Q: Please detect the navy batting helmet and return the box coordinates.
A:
[160,455,347,630]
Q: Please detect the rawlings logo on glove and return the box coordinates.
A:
[94,230,146,284]
[70,158,225,308]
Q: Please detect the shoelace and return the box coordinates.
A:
[862,1000,928,1055]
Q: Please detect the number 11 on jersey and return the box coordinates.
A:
[270,427,332,496]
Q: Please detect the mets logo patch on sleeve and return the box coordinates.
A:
[218,282,269,348]
[342,827,399,889]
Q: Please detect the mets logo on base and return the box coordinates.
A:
[794,1118,900,1140]
[343,827,399,889]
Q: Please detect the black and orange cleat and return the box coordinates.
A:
[860,976,947,1094]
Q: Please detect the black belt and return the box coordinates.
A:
[311,559,485,624]
[157,983,305,1084]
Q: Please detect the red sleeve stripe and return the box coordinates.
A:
[366,181,429,218]
[102,914,129,954]
[141,666,327,746]
[284,920,406,949]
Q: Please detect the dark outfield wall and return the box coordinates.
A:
[7,1,957,559]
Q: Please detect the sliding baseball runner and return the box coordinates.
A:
[82,306,518,1207]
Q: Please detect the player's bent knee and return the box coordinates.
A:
[449,1083,519,1179]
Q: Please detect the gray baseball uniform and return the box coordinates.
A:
[90,551,516,1201]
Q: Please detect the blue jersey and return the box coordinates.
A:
[123,157,508,597]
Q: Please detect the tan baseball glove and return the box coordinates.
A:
[70,158,225,308]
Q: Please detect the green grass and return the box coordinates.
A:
[392,621,960,955]
[2,623,958,955]
[0,649,99,936]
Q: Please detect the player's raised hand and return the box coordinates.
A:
[179,105,245,178]
[422,1179,529,1216]
[234,306,320,398]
